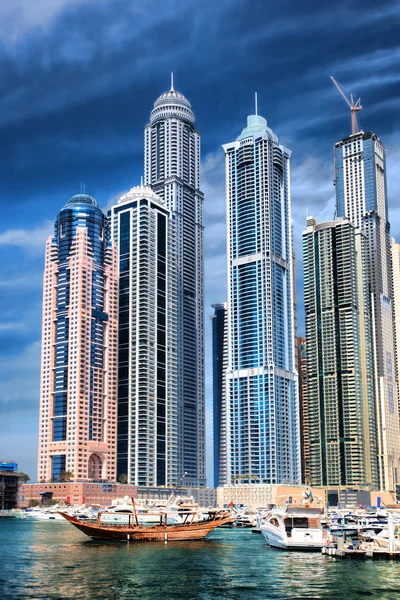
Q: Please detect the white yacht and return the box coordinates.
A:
[100,501,181,526]
[260,506,327,550]
[24,507,66,521]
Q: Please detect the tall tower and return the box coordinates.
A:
[144,79,205,487]
[110,185,179,487]
[211,302,228,488]
[296,337,309,483]
[224,112,299,485]
[335,131,400,490]
[37,194,118,483]
[391,239,400,411]
[303,217,378,487]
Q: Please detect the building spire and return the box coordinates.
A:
[170,72,174,91]
[255,92,258,116]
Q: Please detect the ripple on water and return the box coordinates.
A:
[1,521,400,600]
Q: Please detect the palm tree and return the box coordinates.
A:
[58,471,74,482]
[18,472,30,483]
[118,474,128,484]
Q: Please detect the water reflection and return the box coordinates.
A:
[1,521,400,599]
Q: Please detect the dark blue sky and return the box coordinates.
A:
[1,0,399,481]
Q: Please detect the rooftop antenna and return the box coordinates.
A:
[140,175,143,187]
[255,92,258,116]
[330,76,362,135]
[170,72,174,91]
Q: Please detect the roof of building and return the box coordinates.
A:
[118,185,164,206]
[237,114,278,143]
[149,76,195,125]
[65,194,98,207]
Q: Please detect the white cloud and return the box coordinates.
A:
[0,0,95,44]
[0,272,44,290]
[0,340,41,408]
[0,222,52,251]
[0,322,27,332]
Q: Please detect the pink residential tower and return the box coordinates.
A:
[37,194,118,482]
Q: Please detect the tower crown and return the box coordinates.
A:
[65,193,98,207]
[150,84,194,125]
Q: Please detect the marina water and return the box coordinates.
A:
[1,520,400,599]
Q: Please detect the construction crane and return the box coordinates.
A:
[330,76,362,135]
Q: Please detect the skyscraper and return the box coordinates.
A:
[110,185,178,487]
[37,194,118,483]
[223,111,299,485]
[144,79,205,487]
[211,302,228,488]
[391,239,400,404]
[335,131,400,490]
[303,217,378,487]
[296,337,309,483]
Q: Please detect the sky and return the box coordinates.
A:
[0,0,400,483]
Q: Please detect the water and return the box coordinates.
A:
[1,520,400,600]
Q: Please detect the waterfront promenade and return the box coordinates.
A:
[1,520,399,599]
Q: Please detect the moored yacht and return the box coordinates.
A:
[260,506,327,550]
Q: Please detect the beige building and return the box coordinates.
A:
[217,484,326,509]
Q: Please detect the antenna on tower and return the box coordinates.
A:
[255,92,258,116]
[170,72,174,91]
[140,175,143,187]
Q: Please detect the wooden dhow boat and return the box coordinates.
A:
[59,509,235,541]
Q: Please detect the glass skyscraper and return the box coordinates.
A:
[211,302,228,487]
[303,217,378,487]
[110,185,178,487]
[37,194,118,482]
[335,131,400,490]
[144,81,205,486]
[223,112,299,485]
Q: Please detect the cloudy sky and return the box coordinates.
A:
[1,0,399,482]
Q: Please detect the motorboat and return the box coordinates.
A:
[260,506,327,550]
[233,509,257,528]
[24,507,66,521]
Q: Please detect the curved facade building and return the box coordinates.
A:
[223,114,300,485]
[144,82,205,486]
[37,194,118,482]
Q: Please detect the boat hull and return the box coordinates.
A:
[261,528,324,550]
[59,512,235,541]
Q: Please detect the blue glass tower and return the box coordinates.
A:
[223,114,300,485]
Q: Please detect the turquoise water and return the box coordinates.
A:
[1,520,400,599]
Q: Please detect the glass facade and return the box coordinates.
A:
[335,131,400,491]
[224,114,299,485]
[110,186,178,487]
[212,303,228,487]
[144,84,205,487]
[303,218,378,487]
